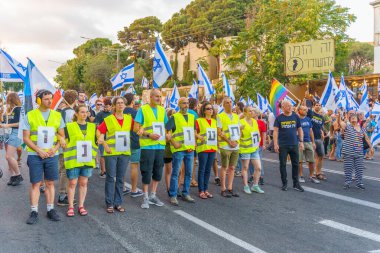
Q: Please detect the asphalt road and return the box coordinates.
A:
[1,149,380,253]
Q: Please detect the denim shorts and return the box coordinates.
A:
[66,167,93,179]
[6,129,22,148]
[240,149,260,160]
[130,149,141,163]
[27,155,59,184]
[98,144,104,156]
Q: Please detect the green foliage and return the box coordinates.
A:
[1,82,23,93]
[162,0,251,52]
[346,42,374,75]
[117,16,162,58]
[225,0,356,99]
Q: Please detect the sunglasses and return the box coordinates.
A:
[96,104,102,106]
[205,107,213,110]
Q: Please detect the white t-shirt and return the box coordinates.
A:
[268,112,275,131]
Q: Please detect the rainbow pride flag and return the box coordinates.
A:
[269,79,288,116]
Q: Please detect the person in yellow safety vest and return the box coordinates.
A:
[240,106,264,194]
[97,97,133,213]
[63,105,98,217]
[165,97,196,206]
[23,89,66,225]
[217,96,242,198]
[133,89,169,209]
[195,101,217,199]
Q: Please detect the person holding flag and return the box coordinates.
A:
[166,97,196,205]
[23,89,66,225]
[134,89,168,209]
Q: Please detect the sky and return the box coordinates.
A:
[0,0,375,83]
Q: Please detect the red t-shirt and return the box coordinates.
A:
[257,119,267,147]
[195,119,216,153]
[97,114,134,134]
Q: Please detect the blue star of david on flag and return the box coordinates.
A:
[110,63,134,91]
[153,38,173,88]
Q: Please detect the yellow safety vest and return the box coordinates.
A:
[217,112,240,148]
[26,109,61,153]
[196,118,217,153]
[170,113,195,153]
[139,104,166,147]
[240,118,260,154]
[63,122,98,169]
[104,114,132,156]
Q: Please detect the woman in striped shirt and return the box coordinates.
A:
[337,110,373,190]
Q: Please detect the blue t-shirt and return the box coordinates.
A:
[299,116,312,142]
[123,107,140,150]
[135,106,168,150]
[307,109,324,140]
[274,112,301,146]
[188,109,198,120]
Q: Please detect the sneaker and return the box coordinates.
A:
[39,185,46,193]
[281,183,288,191]
[26,211,39,225]
[251,185,265,194]
[228,189,239,197]
[293,183,304,192]
[11,175,23,186]
[122,187,131,196]
[182,195,195,203]
[148,194,164,207]
[47,209,61,221]
[7,176,15,186]
[221,190,232,198]
[259,177,264,185]
[99,172,106,178]
[214,177,221,186]
[177,189,182,198]
[356,184,365,190]
[170,197,179,206]
[0,168,3,178]
[130,189,144,198]
[309,177,320,184]
[234,171,242,177]
[141,197,150,209]
[243,185,252,194]
[299,176,305,183]
[248,176,253,184]
[57,196,69,206]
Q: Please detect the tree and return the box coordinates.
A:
[224,0,356,99]
[347,42,374,75]
[117,16,162,59]
[2,82,23,93]
[209,38,229,77]
[162,0,251,52]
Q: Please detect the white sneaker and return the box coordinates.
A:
[299,176,305,183]
[310,177,320,184]
[141,197,149,209]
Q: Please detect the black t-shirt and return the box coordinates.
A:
[307,109,325,140]
[165,114,196,132]
[123,107,140,149]
[95,110,112,125]
[7,106,21,129]
[274,112,301,146]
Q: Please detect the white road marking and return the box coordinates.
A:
[369,250,380,253]
[319,219,380,243]
[303,186,380,210]
[364,160,380,165]
[174,210,267,253]
[262,158,380,182]
[88,214,141,253]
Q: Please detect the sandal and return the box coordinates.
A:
[114,205,125,212]
[190,181,198,187]
[205,191,213,198]
[66,207,75,217]
[78,206,88,216]
[199,192,207,199]
[316,174,327,180]
[106,206,114,213]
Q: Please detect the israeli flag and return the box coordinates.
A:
[239,97,247,106]
[110,63,134,91]
[218,103,224,114]
[164,93,170,109]
[284,95,296,106]
[222,72,235,101]
[120,91,126,97]
[371,102,380,115]
[371,121,380,146]
[247,96,256,107]
[257,93,268,112]
[153,38,173,88]
[126,84,136,95]
[198,64,214,99]
[267,98,273,113]
[188,80,198,99]
[89,93,98,109]
[0,49,27,82]
[141,76,149,89]
[320,72,338,110]
[170,83,180,111]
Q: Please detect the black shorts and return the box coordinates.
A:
[164,158,172,164]
[140,149,164,184]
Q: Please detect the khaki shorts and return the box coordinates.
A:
[220,149,239,167]
[299,142,315,163]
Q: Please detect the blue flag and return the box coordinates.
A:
[153,38,173,88]
[110,63,134,91]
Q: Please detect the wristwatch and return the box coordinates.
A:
[147,133,150,138]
